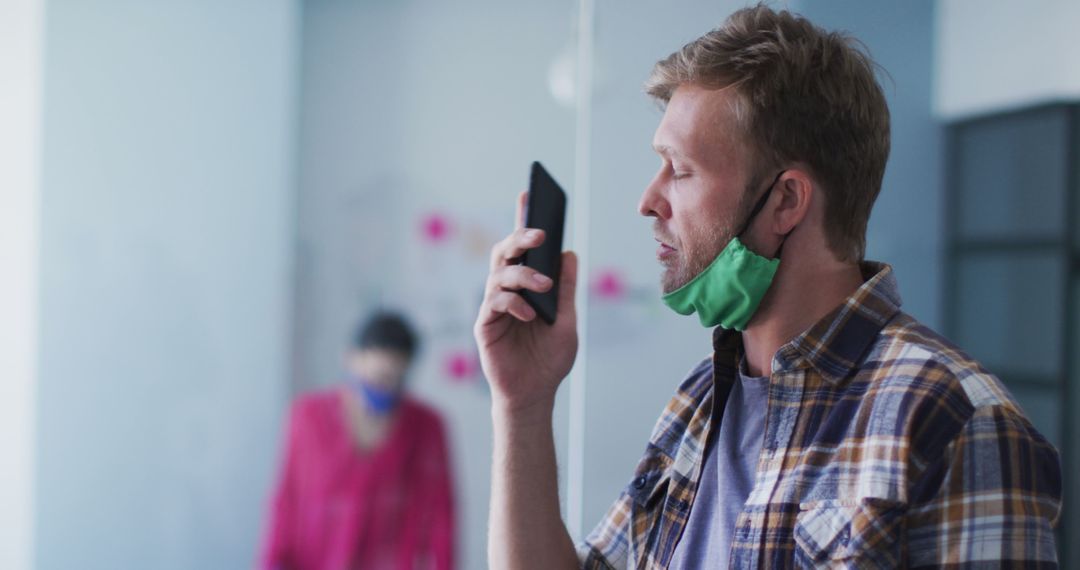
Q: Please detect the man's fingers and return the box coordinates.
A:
[477,193,552,327]
[557,251,578,318]
[488,265,554,295]
[489,228,546,271]
[515,190,528,230]
[486,290,537,322]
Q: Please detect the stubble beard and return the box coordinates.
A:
[659,219,734,295]
[658,172,770,294]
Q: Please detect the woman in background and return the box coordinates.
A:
[261,311,455,570]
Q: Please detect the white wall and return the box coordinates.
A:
[296,2,948,557]
[936,0,1080,119]
[0,1,43,569]
[35,2,299,568]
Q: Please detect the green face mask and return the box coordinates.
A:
[662,171,788,331]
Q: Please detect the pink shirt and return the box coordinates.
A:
[260,390,455,570]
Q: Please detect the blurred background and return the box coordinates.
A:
[2,0,1077,568]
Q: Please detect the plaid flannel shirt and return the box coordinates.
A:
[578,262,1062,568]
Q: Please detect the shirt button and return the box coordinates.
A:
[633,475,648,489]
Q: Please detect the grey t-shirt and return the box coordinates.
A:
[668,362,769,569]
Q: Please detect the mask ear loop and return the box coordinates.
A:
[735,170,795,260]
[735,169,786,237]
[773,227,794,259]
[735,170,783,237]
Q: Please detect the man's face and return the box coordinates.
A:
[639,85,755,294]
[345,348,411,393]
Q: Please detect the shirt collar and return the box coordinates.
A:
[713,261,902,384]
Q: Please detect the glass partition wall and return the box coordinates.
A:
[293,2,579,567]
[295,0,1076,566]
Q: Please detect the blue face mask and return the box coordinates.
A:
[349,376,401,415]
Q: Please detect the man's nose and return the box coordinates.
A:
[638,176,671,219]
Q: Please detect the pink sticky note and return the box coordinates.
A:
[444,351,478,382]
[421,213,452,243]
[593,269,626,300]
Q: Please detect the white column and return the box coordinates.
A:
[566,0,595,541]
[0,1,43,569]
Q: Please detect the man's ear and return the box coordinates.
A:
[772,168,814,235]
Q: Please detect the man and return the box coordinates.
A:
[261,311,455,570]
[474,5,1061,569]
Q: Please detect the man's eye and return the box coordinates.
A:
[672,171,690,180]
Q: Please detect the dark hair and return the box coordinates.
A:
[352,311,418,358]
[646,4,891,262]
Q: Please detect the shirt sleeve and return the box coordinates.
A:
[258,399,304,570]
[905,404,1062,567]
[577,496,629,570]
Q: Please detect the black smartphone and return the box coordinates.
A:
[519,161,567,325]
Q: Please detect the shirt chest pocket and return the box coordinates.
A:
[625,448,674,568]
[793,498,906,569]
[627,444,673,513]
[627,467,670,539]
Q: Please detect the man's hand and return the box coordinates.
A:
[476,192,580,570]
[474,191,579,414]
